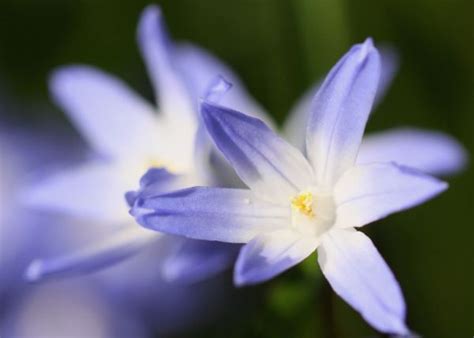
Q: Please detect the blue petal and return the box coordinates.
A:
[137,5,194,121]
[318,229,409,334]
[306,38,381,186]
[174,43,270,124]
[375,45,399,106]
[201,102,313,202]
[23,162,132,222]
[132,186,289,243]
[25,228,157,281]
[163,239,240,284]
[49,66,158,158]
[285,45,397,152]
[357,128,467,176]
[334,162,447,228]
[234,230,319,286]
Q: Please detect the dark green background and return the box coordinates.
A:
[0,0,472,337]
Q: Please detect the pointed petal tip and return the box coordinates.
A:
[364,37,374,48]
[203,75,233,103]
[393,162,449,193]
[356,37,377,62]
[24,260,44,282]
[141,4,162,21]
[48,65,83,93]
[48,65,107,101]
[138,4,163,39]
[233,269,250,288]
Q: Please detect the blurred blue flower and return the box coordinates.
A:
[22,5,260,284]
[131,39,451,335]
[0,123,144,337]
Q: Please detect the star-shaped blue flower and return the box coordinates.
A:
[132,38,449,335]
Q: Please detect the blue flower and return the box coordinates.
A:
[22,5,260,283]
[132,39,449,335]
[0,122,145,337]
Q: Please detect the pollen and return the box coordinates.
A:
[291,191,315,218]
[146,158,178,173]
[148,159,165,168]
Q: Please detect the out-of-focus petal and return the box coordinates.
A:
[283,81,319,150]
[174,43,272,125]
[334,163,447,228]
[162,239,240,283]
[50,66,158,158]
[3,281,147,338]
[25,228,157,281]
[132,187,289,243]
[318,228,408,335]
[201,102,313,202]
[137,5,194,122]
[234,230,318,286]
[374,45,399,106]
[358,128,467,175]
[306,38,381,186]
[22,162,133,222]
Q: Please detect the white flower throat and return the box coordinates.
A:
[290,188,336,237]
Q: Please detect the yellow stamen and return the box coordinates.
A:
[147,159,165,169]
[291,191,315,218]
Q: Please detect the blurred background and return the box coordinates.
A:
[0,0,472,337]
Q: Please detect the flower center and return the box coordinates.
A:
[291,191,315,218]
[290,188,336,236]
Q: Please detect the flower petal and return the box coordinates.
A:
[358,128,467,176]
[162,238,240,284]
[174,43,271,124]
[22,162,132,222]
[137,5,194,122]
[234,230,319,286]
[318,229,408,334]
[284,45,397,152]
[306,38,381,186]
[201,101,313,202]
[334,163,447,228]
[50,66,158,158]
[283,81,320,151]
[132,187,289,243]
[25,227,156,281]
[130,167,192,201]
[374,45,398,106]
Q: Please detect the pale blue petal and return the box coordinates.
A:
[234,230,319,286]
[334,163,447,228]
[137,5,194,121]
[306,38,381,186]
[50,66,158,158]
[22,162,132,222]
[201,102,313,202]
[318,229,409,335]
[285,45,397,151]
[174,43,271,124]
[374,45,399,106]
[132,187,289,243]
[163,239,240,283]
[358,128,467,176]
[25,228,156,281]
[283,81,320,151]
